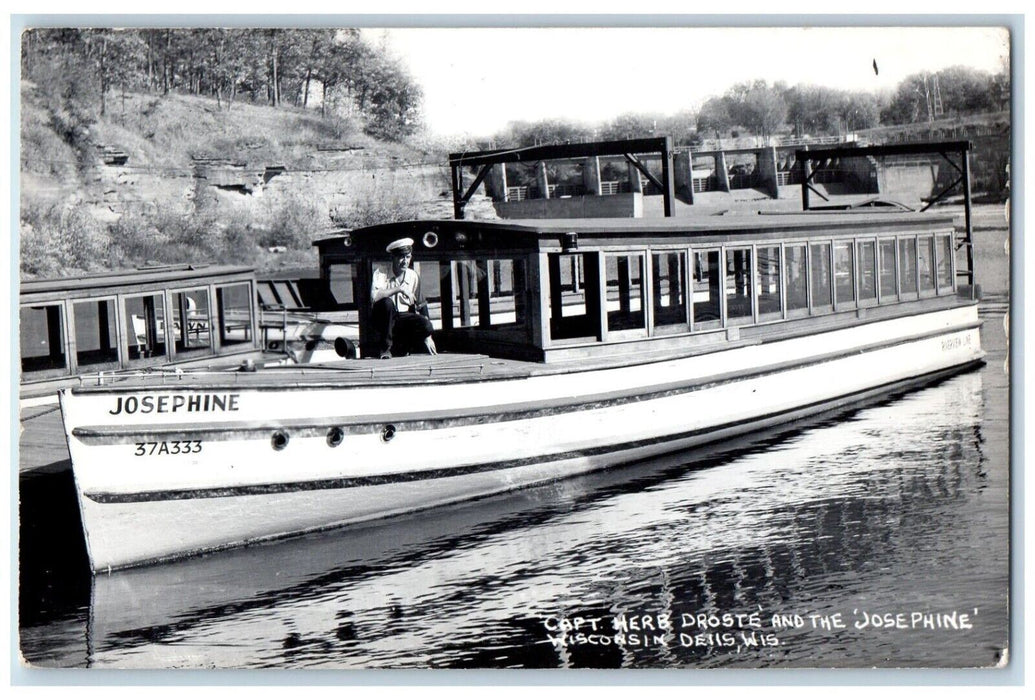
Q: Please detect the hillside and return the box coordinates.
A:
[19,84,466,279]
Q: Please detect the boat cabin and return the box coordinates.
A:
[314,211,968,363]
[19,264,261,398]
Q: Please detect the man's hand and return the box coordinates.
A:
[395,287,414,306]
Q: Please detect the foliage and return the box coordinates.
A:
[695,97,733,137]
[723,81,788,143]
[329,176,425,229]
[20,27,423,141]
[261,191,329,249]
[499,119,595,148]
[784,84,839,137]
[19,201,107,276]
[20,35,99,171]
[881,66,1003,125]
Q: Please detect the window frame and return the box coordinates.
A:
[71,295,122,372]
[169,285,215,359]
[650,247,691,335]
[19,301,71,380]
[602,249,649,340]
[122,291,170,366]
[690,247,724,331]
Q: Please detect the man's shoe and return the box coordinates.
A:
[379,350,392,360]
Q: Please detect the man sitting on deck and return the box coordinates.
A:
[370,237,437,359]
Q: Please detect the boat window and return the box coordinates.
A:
[171,289,212,355]
[651,250,688,333]
[217,283,253,347]
[605,252,646,333]
[857,240,877,303]
[415,261,442,314]
[833,241,856,308]
[809,242,833,312]
[548,252,601,341]
[878,238,898,302]
[691,249,722,330]
[918,235,936,294]
[73,298,120,371]
[784,243,809,318]
[757,245,782,321]
[124,293,167,362]
[326,262,357,308]
[20,304,67,378]
[898,237,918,297]
[725,247,754,326]
[449,258,526,328]
[936,234,955,292]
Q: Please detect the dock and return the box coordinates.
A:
[20,405,71,475]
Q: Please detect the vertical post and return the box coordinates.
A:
[143,295,158,355]
[548,254,563,321]
[458,262,473,326]
[583,156,601,195]
[46,304,65,367]
[477,259,491,327]
[651,252,662,322]
[662,136,675,217]
[97,300,112,354]
[513,257,528,327]
[536,253,551,349]
[438,261,454,331]
[715,151,731,192]
[536,161,550,199]
[669,252,682,310]
[595,253,608,342]
[492,260,502,296]
[674,148,695,206]
[627,159,643,194]
[961,145,975,297]
[800,152,811,210]
[451,164,465,220]
[617,255,630,315]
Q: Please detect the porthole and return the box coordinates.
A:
[381,424,397,442]
[327,427,345,447]
[271,431,289,451]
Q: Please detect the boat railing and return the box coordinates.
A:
[74,354,522,387]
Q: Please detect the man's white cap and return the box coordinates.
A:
[386,237,414,254]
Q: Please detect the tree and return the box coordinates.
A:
[294,29,336,108]
[357,51,423,141]
[784,84,840,137]
[600,112,664,141]
[696,96,733,137]
[81,29,146,117]
[935,65,997,115]
[832,90,881,135]
[726,80,787,143]
[501,119,594,147]
[882,73,929,125]
[658,109,698,146]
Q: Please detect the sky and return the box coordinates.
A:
[368,26,1010,139]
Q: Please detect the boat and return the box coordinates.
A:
[56,196,985,572]
[19,264,271,405]
[18,263,361,407]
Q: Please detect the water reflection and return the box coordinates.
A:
[39,364,1003,670]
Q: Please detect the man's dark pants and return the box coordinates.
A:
[372,297,434,356]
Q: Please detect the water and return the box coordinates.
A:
[18,296,1010,671]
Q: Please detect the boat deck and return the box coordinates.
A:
[70,352,536,390]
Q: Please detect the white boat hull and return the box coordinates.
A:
[60,305,983,571]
